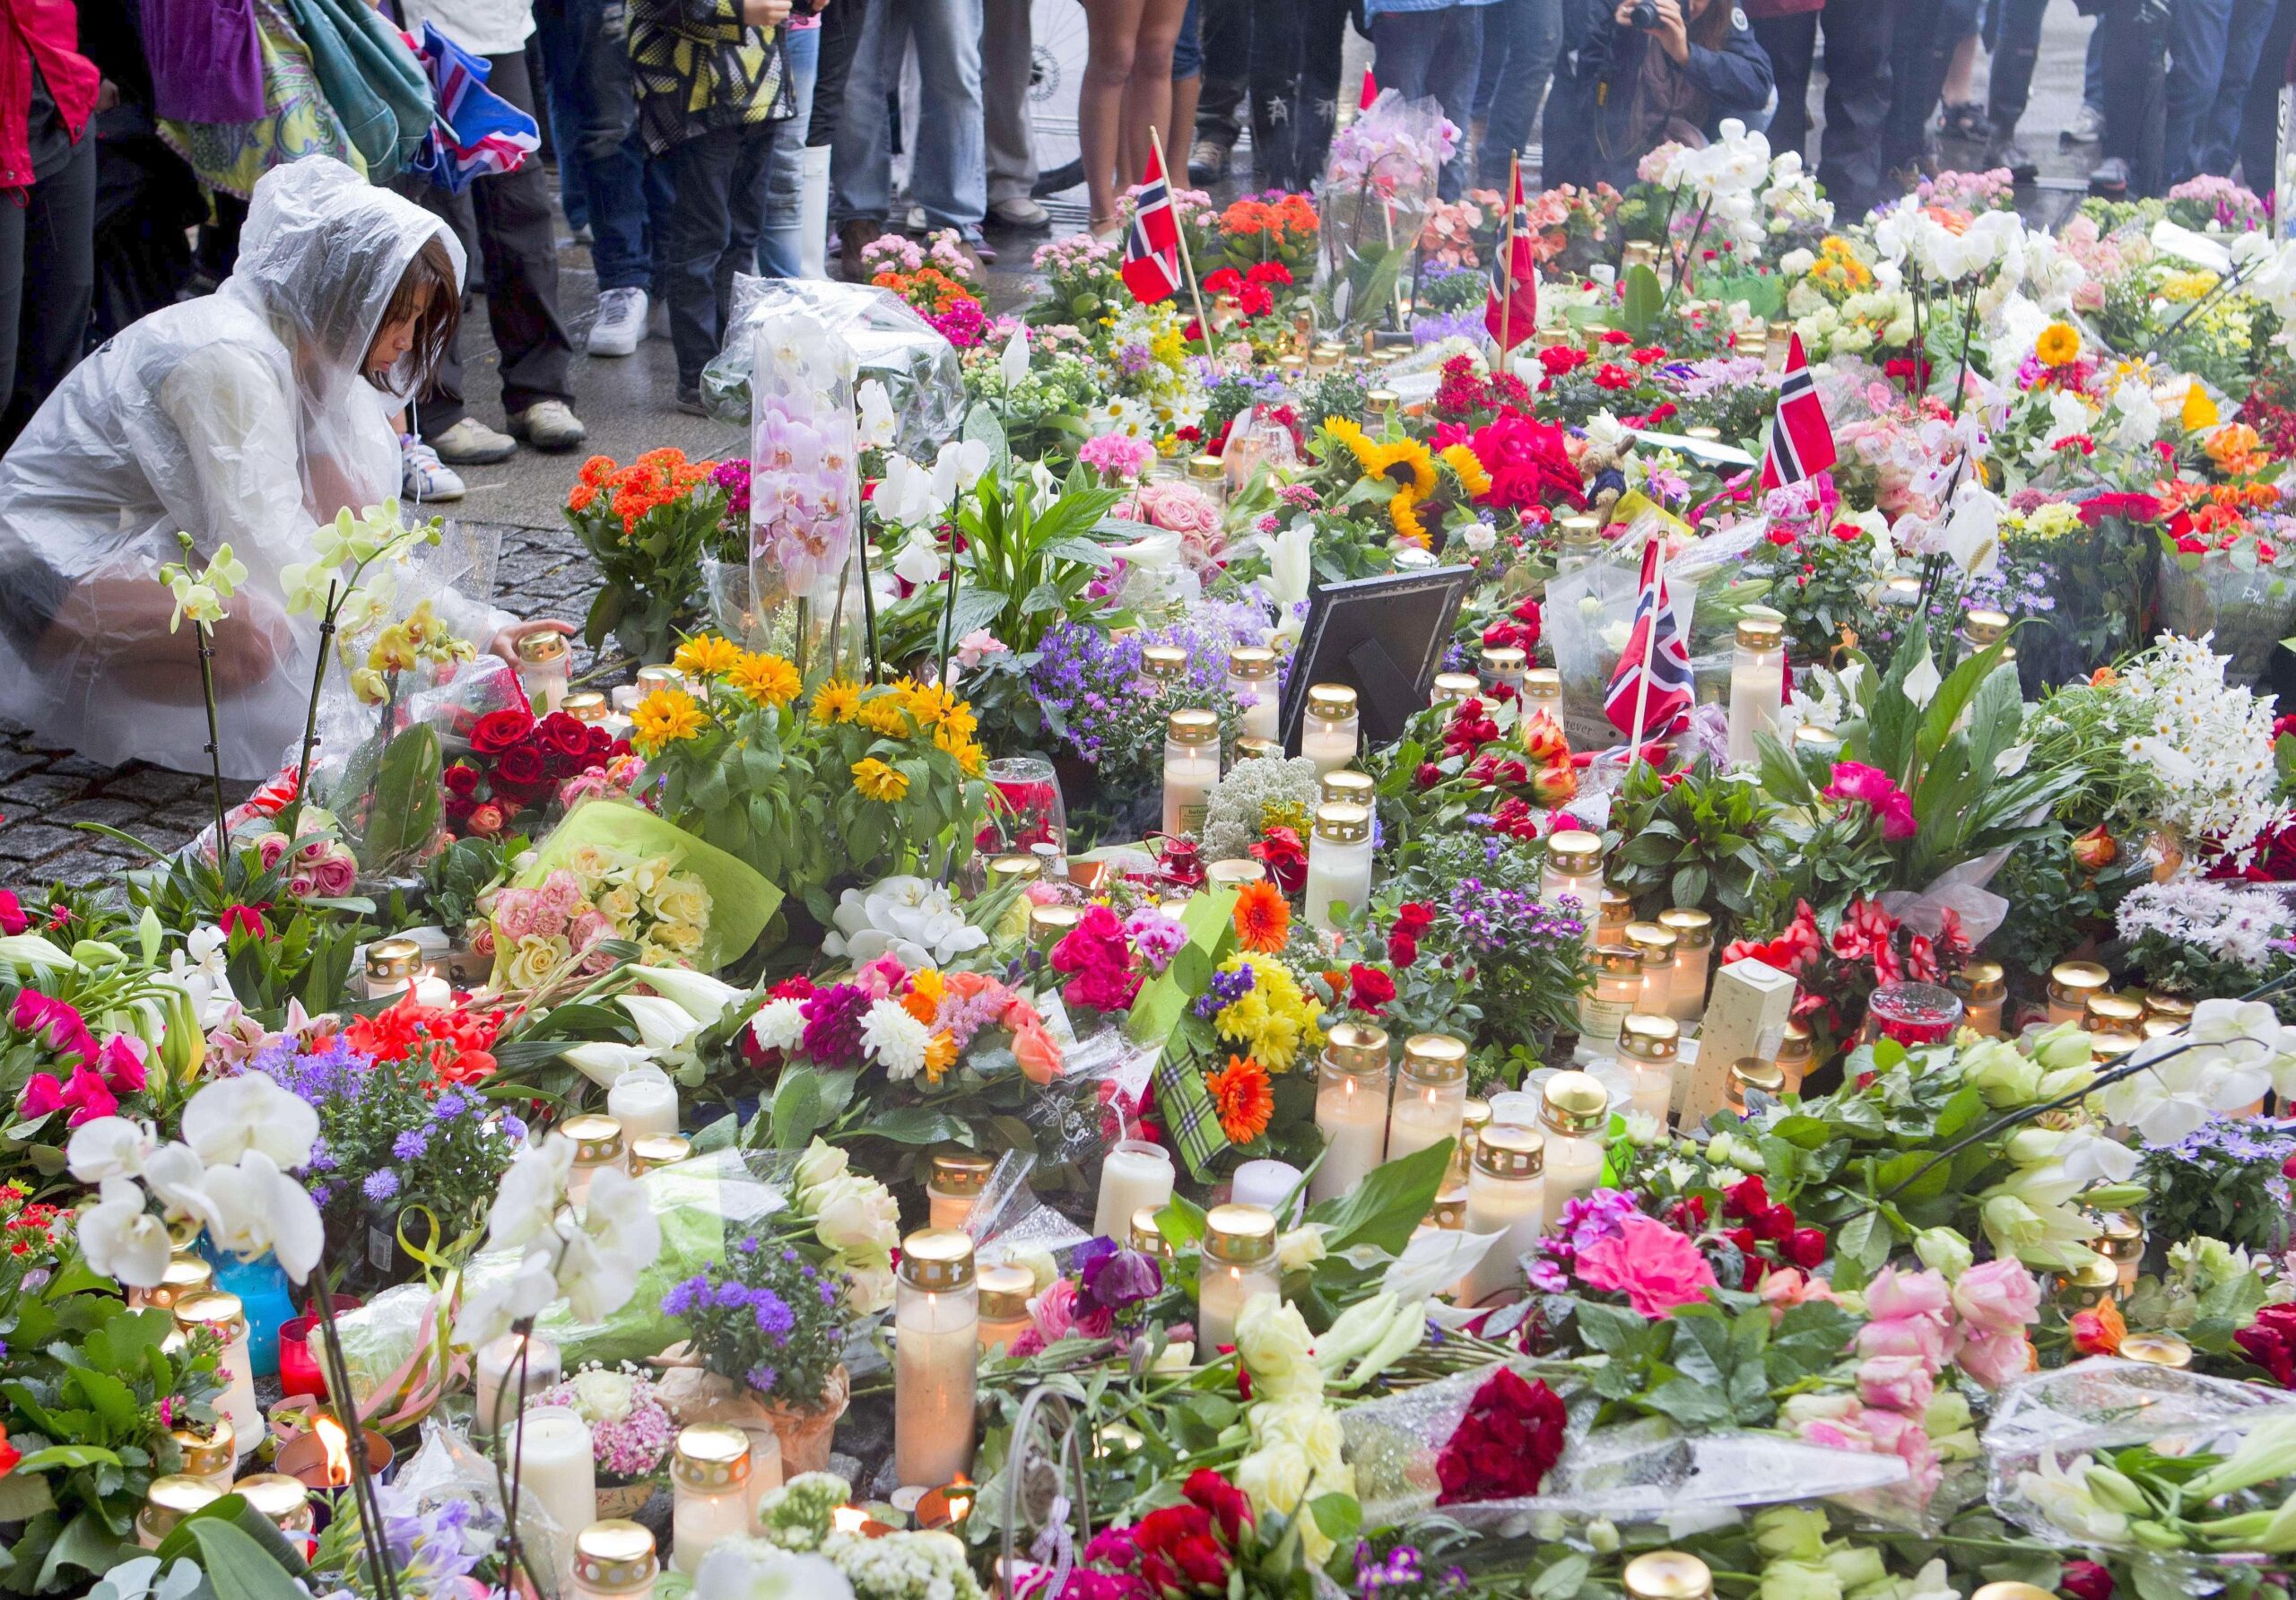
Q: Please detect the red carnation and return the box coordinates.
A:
[1182,1468,1254,1540]
[2237,1302,2296,1387]
[469,708,536,755]
[1592,363,1634,391]
[1435,1368,1566,1505]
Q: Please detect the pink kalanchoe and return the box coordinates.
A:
[1572,1213,1718,1317]
[1823,760,1918,840]
[1079,431,1158,483]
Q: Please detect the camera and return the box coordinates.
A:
[1630,1,1659,25]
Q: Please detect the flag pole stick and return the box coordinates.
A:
[1499,152,1519,361]
[1148,122,1214,359]
[1624,535,1666,779]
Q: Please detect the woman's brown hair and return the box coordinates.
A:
[370,234,462,394]
[1687,0,1733,50]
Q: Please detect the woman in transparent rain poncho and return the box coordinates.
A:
[0,157,568,778]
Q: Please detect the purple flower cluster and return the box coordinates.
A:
[1353,1543,1470,1596]
[1448,879,1582,954]
[1194,961,1257,1019]
[257,1033,373,1108]
[1412,309,1488,347]
[800,982,870,1065]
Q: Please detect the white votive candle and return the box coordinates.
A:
[1196,1205,1278,1350]
[894,1230,978,1491]
[1304,802,1374,933]
[1309,1023,1389,1204]
[1386,1032,1468,1164]
[1162,709,1222,837]
[561,1114,625,1209]
[1230,1159,1304,1221]
[1092,1140,1176,1242]
[1539,1072,1611,1230]
[1615,1013,1680,1123]
[1457,1125,1546,1306]
[1540,830,1605,940]
[928,1149,996,1231]
[574,1519,657,1600]
[512,1405,597,1588]
[1300,683,1359,775]
[606,1066,679,1143]
[171,1293,260,1456]
[670,1423,751,1575]
[474,1332,562,1440]
[1227,647,1282,743]
[1726,615,1785,768]
[1658,908,1714,1023]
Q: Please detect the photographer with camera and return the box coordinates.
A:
[1543,0,1772,189]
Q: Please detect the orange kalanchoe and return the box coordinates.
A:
[1232,880,1292,953]
[1205,1054,1274,1143]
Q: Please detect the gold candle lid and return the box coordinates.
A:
[172,1290,246,1341]
[2048,961,2110,998]
[2084,992,2145,1035]
[2144,991,2195,1021]
[1228,646,1279,681]
[1430,1183,1469,1229]
[1952,961,2006,1003]
[1776,1020,1813,1064]
[2057,1254,2121,1303]
[1962,607,2012,645]
[1431,671,1482,703]
[1030,903,1085,941]
[1594,945,1643,978]
[1187,454,1224,483]
[1129,1206,1175,1259]
[563,691,610,725]
[1542,1072,1610,1135]
[1474,1123,1545,1179]
[1556,513,1602,543]
[1735,616,1784,650]
[1622,240,1658,267]
[2091,1034,2140,1065]
[1792,724,1841,752]
[1731,1057,1787,1097]
[1970,1586,2058,1600]
[1521,667,1561,702]
[139,1474,222,1539]
[561,1113,624,1167]
[2091,1210,2144,1262]
[1402,1033,1469,1083]
[1166,707,1221,745]
[1236,736,1284,761]
[900,1228,977,1290]
[976,1263,1037,1322]
[1142,645,1189,682]
[365,936,422,984]
[628,1133,691,1175]
[1479,645,1527,674]
[2118,1332,2193,1370]
[167,1216,203,1252]
[1623,921,1677,967]
[1321,769,1377,808]
[2143,1017,2183,1040]
[634,664,685,696]
[930,1150,995,1196]
[1545,830,1603,875]
[1277,353,1307,374]
[1684,425,1723,442]
[517,630,570,665]
[1203,1203,1277,1264]
[672,1423,752,1489]
[1366,388,1398,413]
[1313,802,1371,844]
[1620,1013,1680,1063]
[1535,326,1574,351]
[1657,908,1713,949]
[1598,887,1636,931]
[575,1520,658,1593]
[1625,1552,1714,1600]
[1325,1021,1389,1074]
[989,853,1044,883]
[1461,1098,1492,1133]
[150,1256,214,1311]
[1306,683,1359,720]
[171,1418,234,1478]
[1207,859,1266,887]
[235,1473,314,1532]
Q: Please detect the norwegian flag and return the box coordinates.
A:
[1759,332,1838,491]
[1359,66,1378,111]
[1120,145,1184,304]
[1483,163,1538,352]
[1604,538,1696,740]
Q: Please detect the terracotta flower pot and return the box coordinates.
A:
[760,1361,849,1476]
[653,1350,849,1482]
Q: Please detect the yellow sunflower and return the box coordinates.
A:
[935,726,987,776]
[2034,321,2082,368]
[1440,443,1493,499]
[631,688,708,753]
[1389,492,1429,547]
[1323,415,1379,473]
[812,677,865,723]
[672,634,744,677]
[1370,438,1439,498]
[851,757,910,803]
[730,650,802,709]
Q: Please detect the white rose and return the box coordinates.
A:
[1233,1292,1320,1402]
[1780,248,1815,278]
[812,1174,899,1260]
[506,933,573,990]
[793,1137,849,1195]
[1275,1225,1326,1274]
[1250,1397,1347,1479]
[574,1367,637,1422]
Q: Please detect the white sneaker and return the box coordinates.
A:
[509,398,588,452]
[2064,103,2106,144]
[988,196,1051,230]
[588,286,649,357]
[401,438,466,501]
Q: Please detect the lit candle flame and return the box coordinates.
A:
[947,1474,973,1523]
[314,1414,353,1488]
[831,1506,869,1535]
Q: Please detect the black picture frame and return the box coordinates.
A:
[1280,564,1480,750]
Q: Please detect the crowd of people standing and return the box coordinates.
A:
[0,0,2287,506]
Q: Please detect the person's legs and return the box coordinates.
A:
[463,50,579,430]
[1194,0,1251,179]
[982,0,1044,220]
[0,167,29,447]
[2199,0,2277,176]
[1884,0,1973,175]
[1293,0,1348,182]
[1818,0,1893,213]
[759,24,822,275]
[2083,21,2105,113]
[813,0,870,148]
[1369,11,1441,100]
[1170,0,1203,168]
[2097,0,2169,195]
[1982,0,2048,143]
[717,124,776,340]
[1423,5,1483,199]
[2,135,95,449]
[1480,0,1561,186]
[534,0,592,233]
[2163,0,2234,183]
[415,186,481,439]
[1082,0,1152,225]
[2236,0,2294,182]
[831,0,900,227]
[909,0,989,233]
[661,127,739,392]
[1247,0,1301,188]
[1939,29,1979,120]
[1117,0,1187,191]
[1753,13,1818,165]
[550,0,651,291]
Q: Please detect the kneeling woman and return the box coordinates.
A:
[0,158,565,778]
[1544,0,1773,192]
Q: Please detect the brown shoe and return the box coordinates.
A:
[839,217,883,283]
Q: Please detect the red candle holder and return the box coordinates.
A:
[277,1316,326,1400]
[1864,981,1963,1048]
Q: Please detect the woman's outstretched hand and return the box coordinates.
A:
[489,618,577,670]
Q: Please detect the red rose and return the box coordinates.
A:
[587,726,615,759]
[1539,345,1587,376]
[1415,761,1442,789]
[1182,1468,1253,1539]
[0,891,25,937]
[470,708,536,755]
[1394,902,1435,936]
[1601,328,1631,344]
[443,763,481,796]
[540,714,592,758]
[2237,1302,2296,1387]
[2059,1562,2114,1600]
[1435,1369,1566,1504]
[1785,1227,1828,1269]
[1348,962,1396,1013]
[1134,1504,1212,1558]
[495,745,547,787]
[1252,827,1309,897]
[1723,1176,1770,1218]
[467,803,505,837]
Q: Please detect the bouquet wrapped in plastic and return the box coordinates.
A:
[1312,91,1457,335]
[702,276,965,457]
[2156,547,2296,687]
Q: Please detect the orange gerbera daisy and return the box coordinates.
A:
[921,1030,959,1086]
[1232,881,1292,953]
[1205,1054,1274,1143]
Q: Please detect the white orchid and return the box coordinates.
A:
[461,1144,662,1345]
[822,875,988,968]
[203,1149,323,1282]
[164,926,237,1025]
[179,1070,319,1170]
[2092,999,2279,1143]
[891,532,944,587]
[79,1178,173,1287]
[66,1117,152,1183]
[488,1136,576,1250]
[855,378,897,449]
[692,1543,855,1600]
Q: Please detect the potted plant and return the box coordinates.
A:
[657,1237,854,1475]
[531,1361,679,1517]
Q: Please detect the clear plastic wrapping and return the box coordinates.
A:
[701,276,964,456]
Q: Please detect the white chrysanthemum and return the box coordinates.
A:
[750,998,807,1054]
[858,997,932,1081]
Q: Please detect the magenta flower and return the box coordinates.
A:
[1823,761,1918,840]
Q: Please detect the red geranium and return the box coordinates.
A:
[1245,260,1292,287]
[1435,1368,1567,1504]
[1539,344,1587,376]
[1201,267,1244,295]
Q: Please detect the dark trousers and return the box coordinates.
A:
[1883,0,1980,176]
[414,49,576,433]
[810,0,869,147]
[1754,0,1892,219]
[2097,0,2168,196]
[533,0,654,289]
[0,135,96,451]
[1474,0,1560,184]
[1982,0,2050,139]
[660,122,777,390]
[1370,8,1483,199]
[1196,0,1251,143]
[2237,0,2296,185]
[1248,0,1348,191]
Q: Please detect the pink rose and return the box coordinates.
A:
[286,873,317,900]
[98,1035,148,1095]
[470,921,497,958]
[1856,1354,1935,1414]
[1031,1277,1082,1341]
[310,852,358,899]
[1823,761,1918,840]
[1857,1312,1948,1365]
[1013,1022,1062,1086]
[1797,1410,1877,1455]
[254,830,291,871]
[1950,1258,2041,1338]
[1860,1406,1944,1504]
[1954,1327,2034,1390]
[1573,1213,1719,1317]
[297,833,331,862]
[1864,1265,1952,1322]
[494,888,538,943]
[58,1063,117,1126]
[17,1071,64,1118]
[857,953,909,999]
[540,871,583,924]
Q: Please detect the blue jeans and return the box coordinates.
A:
[2165,0,2279,180]
[829,0,987,232]
[1474,0,1560,185]
[2085,18,2104,109]
[1173,0,1202,77]
[1369,5,1487,200]
[533,0,654,290]
[757,24,820,276]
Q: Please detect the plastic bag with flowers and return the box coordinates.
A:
[1313,91,1456,334]
[704,276,966,452]
[487,798,779,978]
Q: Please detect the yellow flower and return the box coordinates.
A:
[2161,268,2218,303]
[1370,438,1439,498]
[1389,492,1428,546]
[631,687,708,753]
[730,650,802,709]
[898,677,976,734]
[2182,382,2220,431]
[813,677,865,723]
[672,634,745,677]
[1210,955,1325,1074]
[1440,443,1492,499]
[920,1030,958,1085]
[851,757,909,803]
[857,694,914,737]
[2035,321,2082,367]
[935,726,987,776]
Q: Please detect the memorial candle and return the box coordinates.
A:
[1091,1141,1175,1243]
[1309,1023,1389,1204]
[894,1230,978,1492]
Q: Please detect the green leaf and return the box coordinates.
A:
[155,1514,309,1600]
[8,1445,124,1474]
[360,725,442,872]
[1765,1300,1860,1387]
[1833,1209,1892,1274]
[1307,1137,1455,1256]
[1170,940,1213,997]
[1308,1493,1361,1551]
[1621,263,1665,338]
[1644,1376,1734,1428]
[865,1108,970,1144]
[770,1066,828,1151]
[1533,1554,1591,1600]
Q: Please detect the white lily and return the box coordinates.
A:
[562,1041,657,1091]
[621,993,703,1054]
[632,965,744,1027]
[998,324,1030,387]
